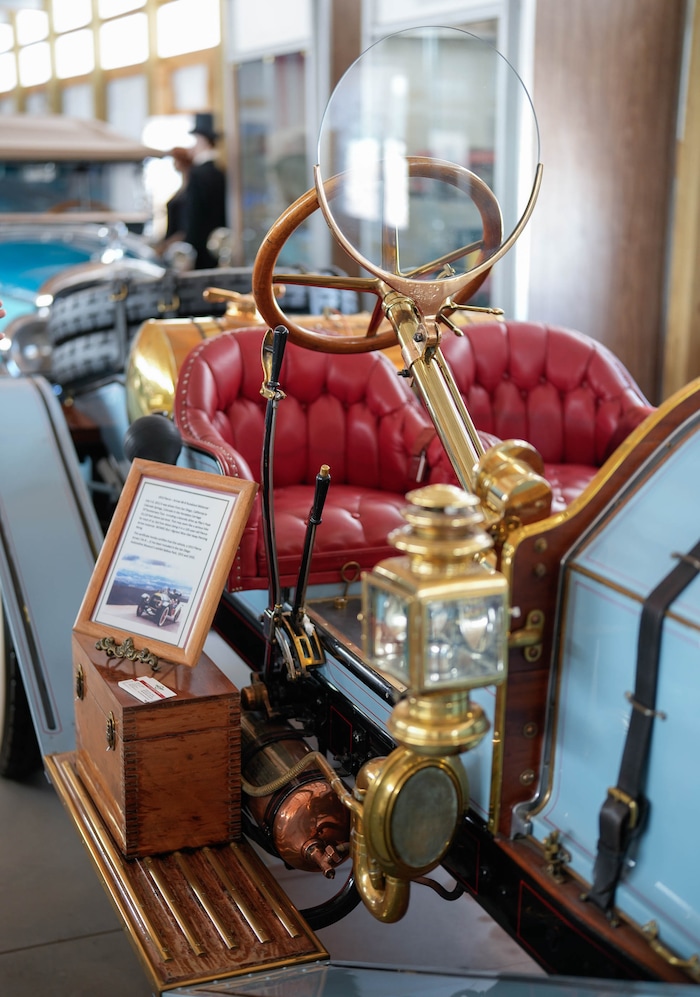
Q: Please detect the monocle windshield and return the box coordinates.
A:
[316,26,540,292]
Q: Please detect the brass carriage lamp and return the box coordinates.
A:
[362,483,508,756]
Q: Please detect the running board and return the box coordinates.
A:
[46,752,328,995]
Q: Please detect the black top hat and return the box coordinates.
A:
[189,112,220,143]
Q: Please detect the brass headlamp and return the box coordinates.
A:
[363,483,508,753]
[347,484,508,921]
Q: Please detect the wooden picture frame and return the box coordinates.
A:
[74,459,257,667]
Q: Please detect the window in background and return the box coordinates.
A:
[18,41,51,88]
[237,51,309,265]
[106,73,149,139]
[98,0,145,17]
[62,81,95,118]
[157,0,220,58]
[15,9,48,46]
[51,0,92,34]
[99,12,148,69]
[171,63,209,110]
[24,89,49,113]
[0,24,14,54]
[55,29,95,79]
[0,52,17,93]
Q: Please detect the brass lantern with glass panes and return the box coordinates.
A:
[362,483,508,755]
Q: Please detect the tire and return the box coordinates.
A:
[173,605,181,622]
[136,602,145,617]
[158,607,170,627]
[49,328,128,389]
[0,601,42,781]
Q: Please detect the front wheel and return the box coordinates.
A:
[0,600,41,781]
[158,606,170,627]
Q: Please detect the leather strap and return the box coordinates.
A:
[586,539,700,915]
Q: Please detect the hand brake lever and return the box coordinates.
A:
[259,326,326,682]
[292,464,331,624]
[259,325,288,676]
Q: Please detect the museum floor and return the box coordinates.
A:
[0,632,544,996]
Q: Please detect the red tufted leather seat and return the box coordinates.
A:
[174,327,440,592]
[434,321,656,511]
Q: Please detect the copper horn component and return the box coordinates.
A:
[240,710,351,877]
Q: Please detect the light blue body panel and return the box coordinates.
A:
[0,376,102,755]
[573,423,700,614]
[529,418,700,964]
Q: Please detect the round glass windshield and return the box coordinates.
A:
[316,26,540,287]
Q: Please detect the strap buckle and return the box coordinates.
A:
[606,786,639,829]
[624,690,667,720]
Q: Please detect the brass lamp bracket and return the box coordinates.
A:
[475,440,552,529]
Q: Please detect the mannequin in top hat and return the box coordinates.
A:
[183,112,227,269]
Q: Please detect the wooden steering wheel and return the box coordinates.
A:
[252,158,503,354]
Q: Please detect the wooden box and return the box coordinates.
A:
[72,631,241,858]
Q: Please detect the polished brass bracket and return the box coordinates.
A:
[95,635,159,670]
[642,921,700,981]
[543,829,571,884]
[509,609,544,661]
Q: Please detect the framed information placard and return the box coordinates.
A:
[74,459,257,667]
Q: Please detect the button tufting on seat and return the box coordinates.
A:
[174,327,448,592]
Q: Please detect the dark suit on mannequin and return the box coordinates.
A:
[184,113,227,270]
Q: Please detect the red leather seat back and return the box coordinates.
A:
[175,327,438,590]
[177,327,430,493]
[440,321,654,467]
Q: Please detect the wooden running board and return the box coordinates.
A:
[46,753,328,994]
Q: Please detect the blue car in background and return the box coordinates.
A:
[0,113,163,371]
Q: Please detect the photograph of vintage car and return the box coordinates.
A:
[135,587,183,627]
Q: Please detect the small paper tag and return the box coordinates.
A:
[118,677,177,703]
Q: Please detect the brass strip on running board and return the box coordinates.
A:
[144,857,205,956]
[203,847,271,944]
[173,851,238,951]
[53,757,172,963]
[229,841,301,938]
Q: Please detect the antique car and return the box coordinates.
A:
[1,25,699,997]
[136,588,183,627]
[0,113,163,333]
